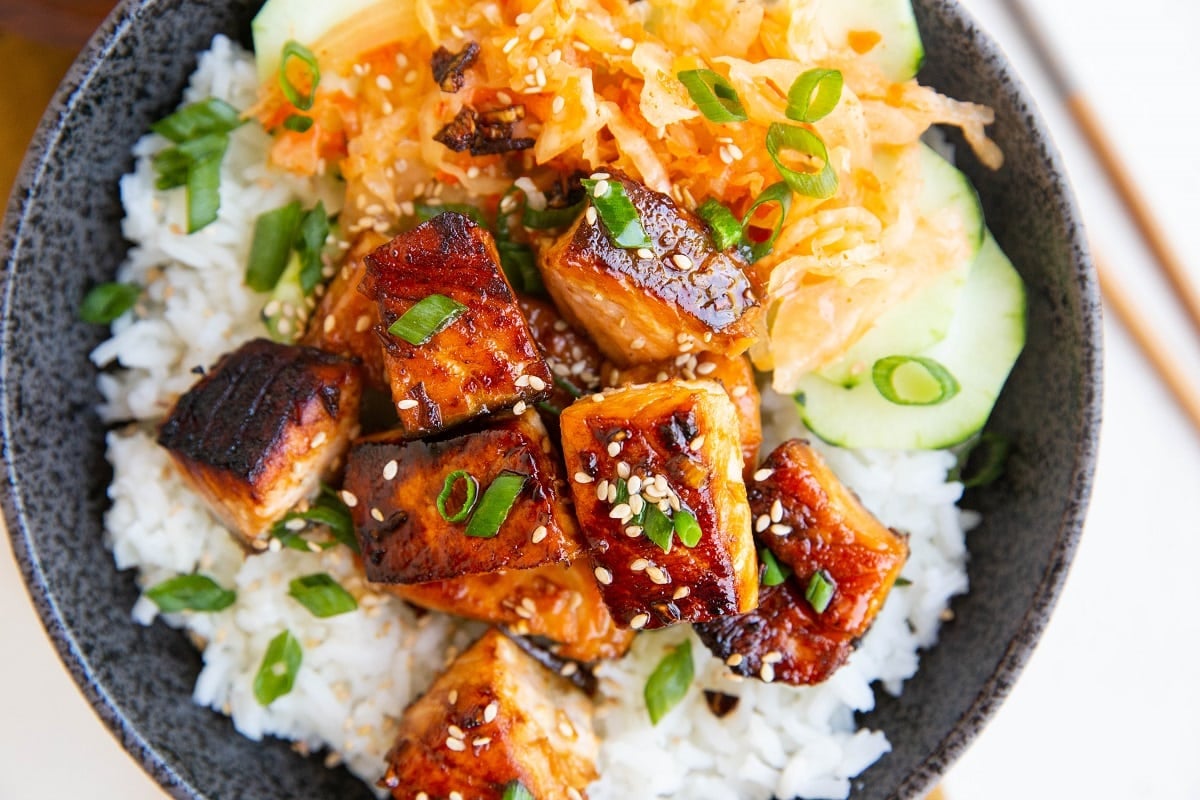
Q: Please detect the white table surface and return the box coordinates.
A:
[4,1,1200,798]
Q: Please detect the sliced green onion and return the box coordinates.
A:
[437,470,479,523]
[152,97,242,143]
[894,576,913,587]
[253,630,302,706]
[288,573,358,618]
[696,198,742,251]
[269,486,358,553]
[960,432,1012,489]
[246,201,302,292]
[766,124,838,199]
[741,182,793,262]
[79,282,140,324]
[464,471,528,538]
[502,781,534,800]
[554,375,584,399]
[643,504,674,554]
[871,355,960,406]
[145,574,236,613]
[186,150,224,233]
[644,640,694,725]
[295,201,330,294]
[673,509,702,548]
[388,294,468,345]
[522,199,585,229]
[582,178,652,249]
[535,401,562,417]
[279,40,320,111]
[413,202,489,226]
[805,570,836,614]
[498,241,545,294]
[758,547,791,587]
[152,132,228,190]
[785,69,844,123]
[282,114,314,133]
[676,69,748,123]
[613,476,630,506]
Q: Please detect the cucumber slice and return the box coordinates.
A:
[252,0,385,83]
[817,0,925,81]
[794,231,1026,450]
[817,145,984,387]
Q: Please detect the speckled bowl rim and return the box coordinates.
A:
[1,1,1101,797]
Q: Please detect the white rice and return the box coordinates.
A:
[96,37,976,799]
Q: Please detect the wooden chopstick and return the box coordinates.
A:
[998,0,1200,340]
[1094,255,1200,432]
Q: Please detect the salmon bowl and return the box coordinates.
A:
[0,0,1100,798]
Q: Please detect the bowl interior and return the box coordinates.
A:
[0,1,1100,798]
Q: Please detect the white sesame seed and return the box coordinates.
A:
[529,375,547,392]
[607,441,622,457]
[448,724,466,739]
[515,374,531,387]
[445,737,466,751]
[322,315,335,334]
[630,558,648,572]
[529,24,545,41]
[696,361,718,376]
[719,145,734,165]
[771,524,793,536]
[472,736,491,747]
[690,434,706,450]
[593,179,610,197]
[594,566,613,585]
[725,653,744,667]
[484,701,499,722]
[760,663,776,683]
[516,11,532,23]
[340,490,358,508]
[624,525,643,538]
[771,499,784,522]
[732,385,750,398]
[609,503,632,519]
[503,36,519,53]
[448,690,458,704]
[617,461,631,479]
[558,720,575,738]
[450,792,464,800]
[567,789,584,800]
[595,479,610,501]
[728,143,744,160]
[672,253,694,270]
[630,337,647,350]
[673,586,691,600]
[268,537,283,552]
[575,471,595,484]
[382,460,399,480]
[590,171,611,180]
[629,495,645,515]
[397,398,419,411]
[585,206,598,225]
[370,507,385,522]
[552,96,566,115]
[646,566,670,585]
[375,74,393,91]
[285,518,307,532]
[636,247,654,259]
[309,431,327,449]
[753,468,775,482]
[629,613,650,629]
[619,36,634,50]
[531,525,548,543]
[607,483,619,503]
[513,400,528,415]
[763,651,784,664]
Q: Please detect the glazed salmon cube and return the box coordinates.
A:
[603,352,762,473]
[389,560,635,662]
[381,629,597,800]
[344,410,582,584]
[558,380,757,630]
[361,212,552,436]
[537,172,762,366]
[157,338,363,548]
[694,439,909,685]
[301,230,388,389]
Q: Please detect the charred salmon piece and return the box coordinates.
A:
[301,230,389,390]
[537,171,762,367]
[157,338,363,548]
[381,628,597,800]
[517,294,604,407]
[345,410,582,584]
[748,439,908,637]
[693,579,851,686]
[604,352,762,474]
[388,560,635,662]
[362,212,552,437]
[558,380,757,630]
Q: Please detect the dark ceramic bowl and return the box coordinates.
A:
[0,1,1100,798]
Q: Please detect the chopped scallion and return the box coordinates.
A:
[79,282,140,324]
[288,573,358,618]
[785,69,844,123]
[677,69,748,123]
[246,201,302,292]
[502,781,534,800]
[805,570,836,614]
[145,573,236,613]
[644,640,694,725]
[253,630,302,706]
[185,149,224,233]
[741,182,793,262]
[673,509,702,548]
[295,202,330,293]
[643,504,674,554]
[960,431,1012,489]
[437,470,479,523]
[766,123,838,199]
[279,40,320,111]
[269,487,358,553]
[464,471,528,538]
[696,198,743,251]
[522,199,585,229]
[282,114,314,133]
[758,547,791,587]
[581,178,652,249]
[871,355,960,406]
[498,241,545,294]
[151,97,242,143]
[388,294,468,345]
